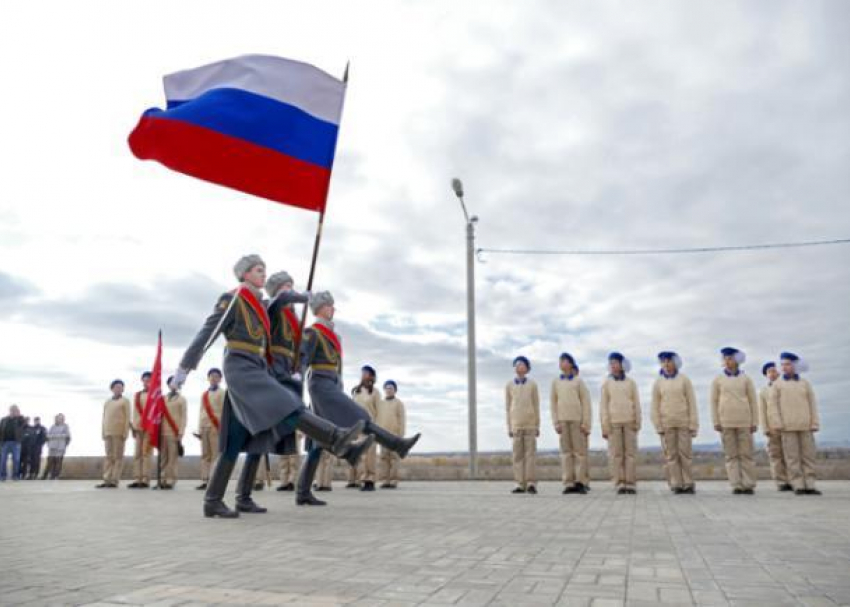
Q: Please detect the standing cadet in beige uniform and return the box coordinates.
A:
[97,380,131,488]
[351,365,380,491]
[276,434,301,491]
[600,352,641,495]
[128,371,152,489]
[759,362,792,491]
[651,352,699,495]
[506,356,540,494]
[711,347,758,495]
[768,352,822,495]
[550,353,592,494]
[196,368,224,490]
[158,377,186,489]
[377,380,406,489]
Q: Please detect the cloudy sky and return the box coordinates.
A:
[1,1,849,457]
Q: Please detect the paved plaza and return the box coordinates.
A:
[1,481,849,607]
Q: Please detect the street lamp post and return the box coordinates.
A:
[452,178,478,479]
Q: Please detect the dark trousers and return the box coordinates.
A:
[42,455,65,479]
[28,448,43,478]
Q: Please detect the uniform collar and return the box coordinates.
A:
[610,373,626,381]
[111,395,121,400]
[559,373,575,381]
[724,369,741,377]
[385,396,396,401]
[783,374,800,381]
[168,391,179,399]
[514,377,527,385]
[660,369,678,379]
[315,317,335,331]
[208,385,219,392]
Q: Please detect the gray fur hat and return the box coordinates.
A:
[265,270,294,297]
[310,290,334,314]
[233,254,265,281]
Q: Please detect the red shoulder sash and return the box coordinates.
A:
[202,391,220,430]
[313,323,343,358]
[282,307,301,343]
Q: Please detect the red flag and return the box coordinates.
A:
[141,332,166,448]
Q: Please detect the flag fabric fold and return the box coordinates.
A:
[129,54,346,213]
[141,332,165,448]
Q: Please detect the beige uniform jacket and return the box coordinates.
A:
[103,397,131,439]
[710,373,758,428]
[759,384,776,433]
[549,376,592,430]
[132,390,149,431]
[651,373,699,432]
[506,378,540,432]
[161,394,187,438]
[768,377,819,432]
[199,388,225,429]
[600,376,641,433]
[376,397,406,436]
[352,388,380,420]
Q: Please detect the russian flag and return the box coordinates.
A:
[129,55,346,213]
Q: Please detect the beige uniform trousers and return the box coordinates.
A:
[721,428,756,490]
[278,454,301,485]
[662,428,694,489]
[781,431,817,490]
[199,426,219,482]
[316,451,335,488]
[608,424,637,489]
[102,437,126,484]
[766,432,788,486]
[132,431,151,483]
[558,421,589,487]
[159,437,180,486]
[357,443,378,483]
[512,429,537,488]
[379,447,401,485]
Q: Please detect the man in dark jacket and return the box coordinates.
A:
[0,405,26,481]
[19,418,35,479]
[26,417,48,479]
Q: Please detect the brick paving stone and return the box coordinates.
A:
[0,481,849,606]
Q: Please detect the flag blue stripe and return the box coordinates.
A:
[143,87,339,169]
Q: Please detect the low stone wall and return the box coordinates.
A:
[37,448,850,481]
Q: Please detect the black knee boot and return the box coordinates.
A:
[236,455,268,513]
[296,410,366,459]
[365,421,421,459]
[204,456,239,519]
[296,447,326,506]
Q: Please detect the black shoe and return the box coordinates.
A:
[95,482,113,489]
[511,487,525,494]
[346,482,360,489]
[683,486,696,494]
[628,488,637,494]
[253,483,265,491]
[236,499,268,513]
[204,500,239,518]
[795,488,806,495]
[296,493,327,506]
[733,488,742,495]
[742,488,755,495]
[562,485,577,494]
[807,488,822,495]
[617,487,628,495]
[380,483,392,489]
[276,483,295,492]
[779,483,794,492]
[527,485,538,494]
[139,482,150,488]
[364,422,421,459]
[673,487,684,495]
[160,484,173,490]
[360,481,376,492]
[575,484,588,495]
[195,483,208,490]
[296,412,366,458]
[127,481,142,489]
[315,486,332,492]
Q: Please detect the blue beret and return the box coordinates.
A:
[780,352,799,362]
[658,351,678,360]
[207,368,223,377]
[110,379,125,389]
[513,356,531,370]
[720,347,739,357]
[361,365,377,377]
[762,362,776,376]
[559,352,577,367]
[140,371,152,380]
[384,380,398,391]
[608,352,625,362]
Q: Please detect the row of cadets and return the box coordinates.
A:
[505,348,822,496]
